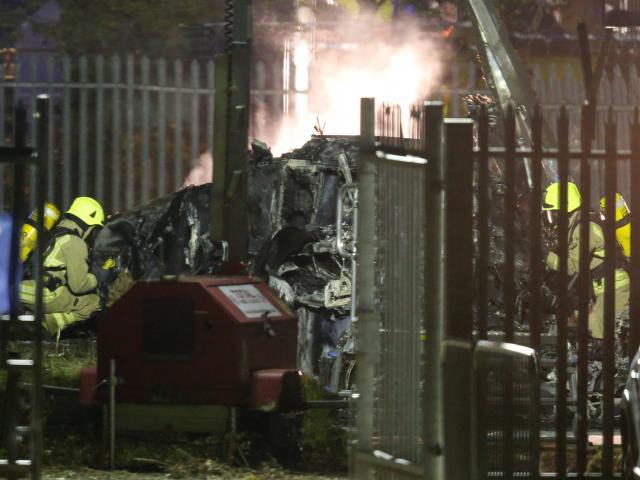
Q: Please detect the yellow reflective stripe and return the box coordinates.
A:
[616,270,630,287]
[592,269,630,294]
[19,283,58,303]
[44,235,71,268]
[44,312,75,338]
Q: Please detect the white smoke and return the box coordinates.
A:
[265,13,447,155]
[183,150,213,187]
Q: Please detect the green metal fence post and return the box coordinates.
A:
[423,101,445,480]
[211,54,229,242]
[443,118,474,480]
[224,0,252,260]
[354,97,376,480]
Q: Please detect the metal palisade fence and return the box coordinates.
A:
[470,103,640,477]
[4,53,640,213]
[0,54,216,213]
[354,97,640,478]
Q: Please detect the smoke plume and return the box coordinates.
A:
[262,12,446,155]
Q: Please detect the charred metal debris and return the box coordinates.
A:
[92,184,225,282]
[249,137,357,387]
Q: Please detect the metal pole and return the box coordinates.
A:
[354,97,376,480]
[211,54,229,242]
[31,94,49,480]
[9,103,27,331]
[477,105,490,341]
[224,0,252,260]
[555,106,570,477]
[576,103,593,475]
[445,118,475,340]
[423,101,445,480]
[602,109,617,477]
[443,118,474,480]
[108,359,116,471]
[503,105,517,478]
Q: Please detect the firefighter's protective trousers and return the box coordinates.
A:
[546,211,629,339]
[19,219,100,335]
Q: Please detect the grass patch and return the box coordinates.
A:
[41,339,96,387]
[299,376,349,473]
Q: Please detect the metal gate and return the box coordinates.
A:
[353,98,433,479]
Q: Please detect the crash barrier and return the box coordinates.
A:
[0,99,49,478]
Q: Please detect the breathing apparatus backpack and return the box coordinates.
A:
[23,222,81,290]
[21,202,61,279]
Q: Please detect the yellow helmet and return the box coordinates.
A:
[66,197,104,227]
[600,193,630,222]
[542,182,581,213]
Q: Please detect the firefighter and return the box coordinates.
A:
[544,182,630,420]
[543,181,629,340]
[19,197,113,336]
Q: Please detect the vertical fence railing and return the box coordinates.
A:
[96,55,105,203]
[111,55,121,212]
[4,55,640,213]
[365,98,635,478]
[556,105,570,477]
[470,103,640,477]
[603,109,618,477]
[476,106,490,341]
[576,103,592,474]
[141,56,150,204]
[173,59,184,195]
[0,54,219,214]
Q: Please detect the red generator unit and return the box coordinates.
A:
[80,276,302,433]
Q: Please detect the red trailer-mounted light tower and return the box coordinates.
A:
[79,276,303,433]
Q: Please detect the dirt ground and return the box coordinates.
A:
[42,466,346,479]
[0,340,350,480]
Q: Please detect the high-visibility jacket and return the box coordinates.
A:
[546,211,605,275]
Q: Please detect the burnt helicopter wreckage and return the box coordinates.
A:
[91,137,358,391]
[248,137,357,389]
